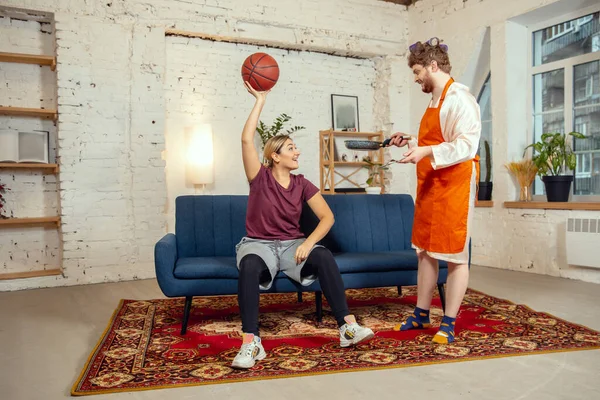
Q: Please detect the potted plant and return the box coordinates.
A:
[362,157,395,194]
[478,140,493,201]
[0,179,9,219]
[256,113,305,150]
[523,131,585,202]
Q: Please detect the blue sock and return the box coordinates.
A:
[432,315,456,344]
[394,306,430,331]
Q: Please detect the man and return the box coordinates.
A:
[389,37,481,344]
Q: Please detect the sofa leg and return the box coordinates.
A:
[181,296,193,335]
[315,291,323,323]
[297,292,303,303]
[397,286,402,296]
[437,284,446,313]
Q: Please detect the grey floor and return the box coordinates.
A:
[1,266,599,400]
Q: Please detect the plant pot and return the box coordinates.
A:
[365,186,382,195]
[477,182,493,201]
[542,175,573,202]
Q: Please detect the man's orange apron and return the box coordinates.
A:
[412,78,480,254]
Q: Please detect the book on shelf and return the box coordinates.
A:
[0,130,49,163]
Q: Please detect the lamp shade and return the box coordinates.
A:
[185,125,214,185]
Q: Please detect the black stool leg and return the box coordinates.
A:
[181,296,193,335]
[437,284,446,314]
[397,286,402,296]
[298,292,303,303]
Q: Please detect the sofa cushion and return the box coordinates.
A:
[334,251,447,273]
[301,195,415,253]
[175,196,248,258]
[173,251,448,280]
[174,257,300,281]
[334,251,418,273]
[174,257,239,279]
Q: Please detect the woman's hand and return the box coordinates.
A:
[244,81,270,102]
[295,241,314,265]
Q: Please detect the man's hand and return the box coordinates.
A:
[295,241,314,265]
[388,132,411,147]
[399,146,432,164]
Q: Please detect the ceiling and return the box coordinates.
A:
[379,0,422,6]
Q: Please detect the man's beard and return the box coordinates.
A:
[420,73,434,93]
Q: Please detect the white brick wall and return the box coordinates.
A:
[164,37,377,229]
[54,16,168,284]
[2,0,598,290]
[408,0,600,284]
[0,15,60,274]
[0,0,408,290]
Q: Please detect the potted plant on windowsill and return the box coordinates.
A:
[478,140,493,201]
[524,131,585,202]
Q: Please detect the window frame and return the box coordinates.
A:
[527,6,600,201]
[476,73,492,182]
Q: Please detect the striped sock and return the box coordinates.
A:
[432,315,456,344]
[394,307,430,331]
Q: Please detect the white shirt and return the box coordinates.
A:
[409,81,481,169]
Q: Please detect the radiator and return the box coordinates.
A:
[566,218,600,269]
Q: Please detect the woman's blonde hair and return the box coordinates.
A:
[263,135,291,168]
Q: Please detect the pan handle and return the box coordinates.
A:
[382,136,412,147]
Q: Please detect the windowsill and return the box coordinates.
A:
[475,201,494,208]
[503,201,600,211]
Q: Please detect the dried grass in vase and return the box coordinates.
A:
[505,159,538,201]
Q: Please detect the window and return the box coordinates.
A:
[477,74,492,182]
[531,11,600,197]
[576,153,592,178]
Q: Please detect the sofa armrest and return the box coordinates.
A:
[155,233,178,287]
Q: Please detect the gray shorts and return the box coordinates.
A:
[235,237,323,290]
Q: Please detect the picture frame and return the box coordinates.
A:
[331,94,359,132]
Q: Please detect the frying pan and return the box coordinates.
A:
[344,136,411,151]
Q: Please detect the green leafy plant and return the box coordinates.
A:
[483,140,491,183]
[362,157,395,187]
[523,132,586,177]
[256,113,305,147]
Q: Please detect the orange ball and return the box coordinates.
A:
[241,52,280,91]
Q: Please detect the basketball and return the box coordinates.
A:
[241,52,280,91]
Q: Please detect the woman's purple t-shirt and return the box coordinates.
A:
[246,165,320,240]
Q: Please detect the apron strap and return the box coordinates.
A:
[439,78,454,104]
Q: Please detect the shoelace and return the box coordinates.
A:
[238,343,255,357]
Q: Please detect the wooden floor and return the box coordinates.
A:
[0,266,599,399]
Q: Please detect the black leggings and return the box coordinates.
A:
[237,247,349,336]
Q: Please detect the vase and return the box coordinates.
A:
[519,185,532,202]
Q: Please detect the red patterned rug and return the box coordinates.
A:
[72,286,600,396]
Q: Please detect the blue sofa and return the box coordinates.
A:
[155,194,458,335]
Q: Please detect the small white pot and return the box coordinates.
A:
[365,186,381,195]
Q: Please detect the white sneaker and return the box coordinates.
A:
[231,335,267,369]
[339,322,374,348]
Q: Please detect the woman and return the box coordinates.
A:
[232,82,374,369]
